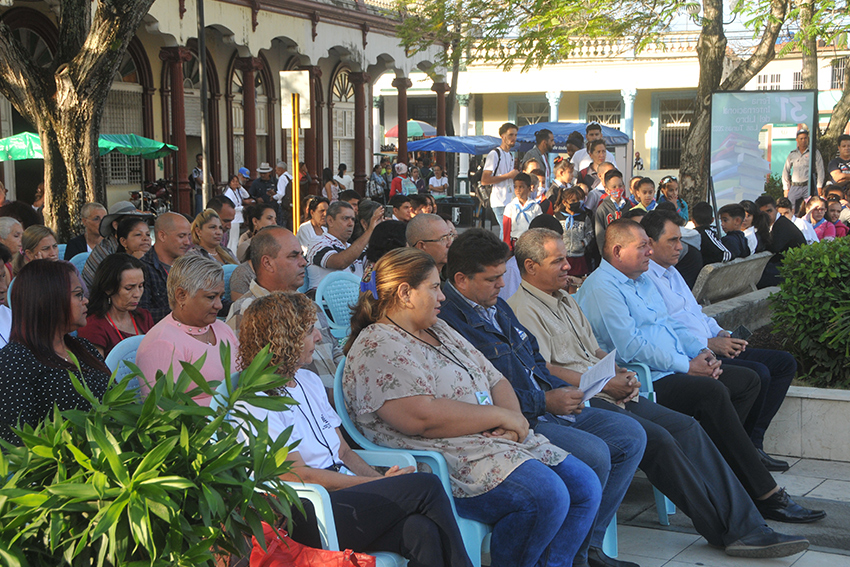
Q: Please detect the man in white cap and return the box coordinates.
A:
[81,201,152,289]
[249,162,277,206]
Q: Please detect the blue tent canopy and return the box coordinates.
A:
[407,135,501,155]
[516,122,629,152]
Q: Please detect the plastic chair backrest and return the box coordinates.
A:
[6,278,13,309]
[105,334,146,391]
[314,271,360,334]
[57,244,66,260]
[297,268,310,294]
[69,252,90,274]
[209,372,241,413]
[222,263,239,304]
[333,358,492,567]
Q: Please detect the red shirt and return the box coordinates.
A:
[77,308,154,356]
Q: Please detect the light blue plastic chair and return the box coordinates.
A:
[209,376,411,567]
[314,271,361,340]
[104,334,146,392]
[297,268,310,294]
[5,277,13,308]
[221,263,239,304]
[622,361,677,526]
[57,243,66,260]
[69,251,90,274]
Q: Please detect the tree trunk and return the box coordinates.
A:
[800,0,818,91]
[0,0,157,241]
[820,58,850,172]
[678,0,788,207]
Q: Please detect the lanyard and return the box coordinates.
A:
[520,284,593,358]
[106,312,140,339]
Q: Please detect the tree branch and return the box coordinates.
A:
[0,22,52,129]
[720,0,788,90]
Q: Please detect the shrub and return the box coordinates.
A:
[764,174,783,202]
[0,344,299,566]
[773,238,850,387]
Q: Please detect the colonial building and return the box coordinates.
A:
[0,0,444,211]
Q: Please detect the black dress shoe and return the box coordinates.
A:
[756,487,827,523]
[726,526,809,558]
[758,449,790,472]
[587,546,640,567]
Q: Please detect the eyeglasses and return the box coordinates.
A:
[418,233,453,245]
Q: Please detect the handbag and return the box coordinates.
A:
[250,521,377,567]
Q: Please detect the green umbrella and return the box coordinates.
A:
[0,132,43,161]
[0,132,177,161]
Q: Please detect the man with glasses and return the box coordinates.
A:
[65,202,106,260]
[406,213,453,272]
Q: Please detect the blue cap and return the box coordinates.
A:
[238,167,250,176]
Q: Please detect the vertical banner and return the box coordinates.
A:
[710,90,817,205]
[280,71,311,129]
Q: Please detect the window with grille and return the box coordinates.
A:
[659,98,694,170]
[832,58,847,90]
[514,100,549,127]
[101,87,143,185]
[793,72,803,90]
[756,73,781,91]
[332,70,355,168]
[586,100,622,130]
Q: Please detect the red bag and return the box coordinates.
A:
[250,521,377,567]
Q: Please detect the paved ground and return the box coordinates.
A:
[616,455,850,566]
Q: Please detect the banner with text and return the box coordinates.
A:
[710,91,817,205]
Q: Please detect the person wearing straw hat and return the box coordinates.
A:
[249,162,277,207]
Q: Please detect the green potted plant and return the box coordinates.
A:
[0,344,300,566]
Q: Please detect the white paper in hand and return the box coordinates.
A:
[579,350,618,403]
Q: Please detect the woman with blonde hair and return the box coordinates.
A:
[12,225,59,276]
[189,208,237,265]
[238,291,472,566]
[135,254,238,405]
[343,247,600,567]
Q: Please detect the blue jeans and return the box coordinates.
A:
[455,457,600,567]
[534,407,646,561]
[491,206,505,230]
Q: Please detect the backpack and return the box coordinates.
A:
[478,149,503,204]
[250,522,376,567]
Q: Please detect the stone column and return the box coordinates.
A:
[622,88,637,142]
[457,94,470,188]
[160,47,193,215]
[373,96,383,156]
[236,57,262,176]
[431,81,449,170]
[350,72,371,195]
[546,91,562,181]
[392,77,412,165]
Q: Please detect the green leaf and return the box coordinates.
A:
[86,422,130,486]
[132,437,179,479]
[45,484,101,499]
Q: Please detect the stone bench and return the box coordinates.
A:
[692,251,774,305]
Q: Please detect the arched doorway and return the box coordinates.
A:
[330,67,355,175]
[227,55,275,175]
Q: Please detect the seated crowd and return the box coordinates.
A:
[0,142,834,566]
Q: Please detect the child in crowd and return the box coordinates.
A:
[718,203,750,259]
[628,177,641,206]
[502,172,542,249]
[553,186,594,277]
[594,168,631,255]
[778,196,819,244]
[826,199,849,237]
[740,200,769,255]
[693,202,732,264]
[547,158,574,205]
[657,176,689,222]
[407,194,430,217]
[825,186,850,224]
[631,177,657,212]
[804,196,835,241]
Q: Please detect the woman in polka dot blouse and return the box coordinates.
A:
[0,260,110,446]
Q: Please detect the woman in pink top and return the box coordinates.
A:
[136,254,238,405]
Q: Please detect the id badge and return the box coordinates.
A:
[475,391,493,405]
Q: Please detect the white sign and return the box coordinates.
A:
[280,70,311,129]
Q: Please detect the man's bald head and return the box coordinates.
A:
[155,212,187,234]
[153,212,192,263]
[602,219,643,262]
[405,213,446,246]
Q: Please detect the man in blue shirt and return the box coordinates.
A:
[641,209,796,473]
[577,219,825,524]
[439,228,646,567]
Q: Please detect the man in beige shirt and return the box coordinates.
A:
[506,228,809,559]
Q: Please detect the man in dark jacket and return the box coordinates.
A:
[755,195,807,287]
[438,228,645,567]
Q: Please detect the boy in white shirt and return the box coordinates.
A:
[502,172,542,249]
